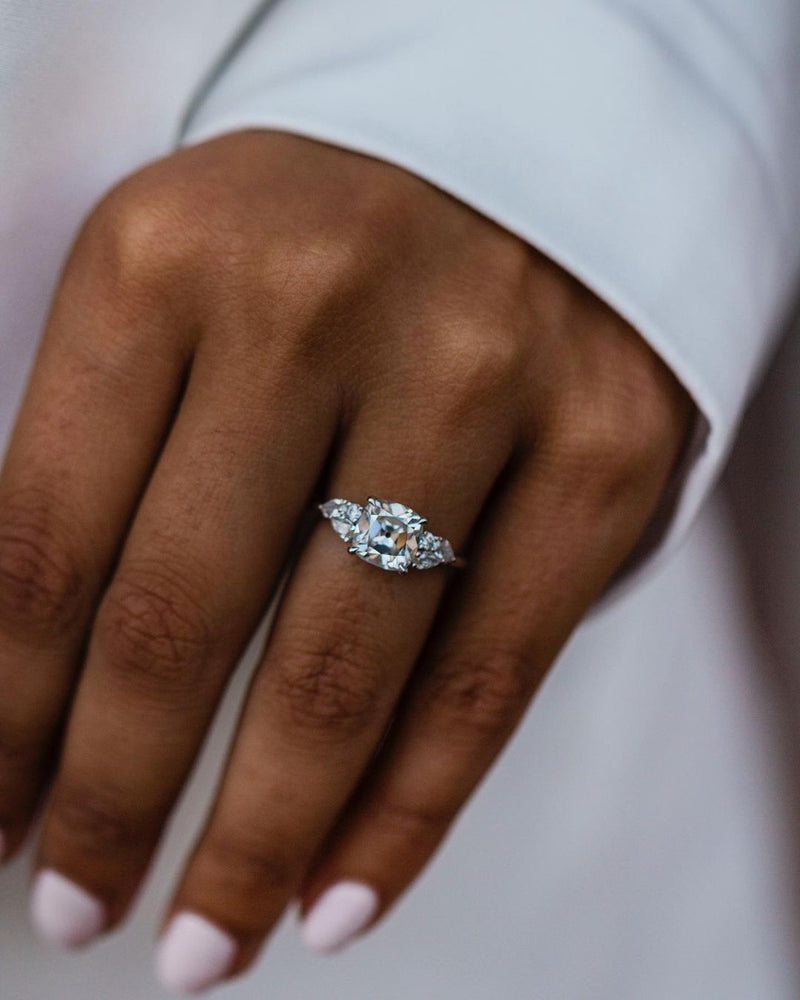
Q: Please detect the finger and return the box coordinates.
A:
[31,332,339,946]
[296,423,684,951]
[154,384,515,995]
[0,239,191,856]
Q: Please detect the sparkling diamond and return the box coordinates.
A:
[348,498,427,572]
[319,499,362,542]
[414,531,440,568]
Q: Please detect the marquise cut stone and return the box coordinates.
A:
[319,498,361,542]
[319,499,344,517]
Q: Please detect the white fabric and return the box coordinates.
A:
[1,1,799,997]
[181,0,800,584]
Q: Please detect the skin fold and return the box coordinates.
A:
[0,131,691,988]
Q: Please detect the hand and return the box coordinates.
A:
[0,132,691,992]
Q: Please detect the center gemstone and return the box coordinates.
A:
[367,515,408,555]
[350,498,426,572]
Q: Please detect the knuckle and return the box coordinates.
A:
[548,383,672,495]
[263,209,408,356]
[557,403,631,472]
[428,322,523,423]
[0,489,87,640]
[363,795,452,841]
[83,176,203,293]
[272,630,385,738]
[266,238,366,348]
[200,831,294,899]
[341,174,420,262]
[49,781,146,855]
[425,649,530,736]
[96,565,213,692]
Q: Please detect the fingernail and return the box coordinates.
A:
[30,869,106,948]
[155,912,237,995]
[301,881,379,954]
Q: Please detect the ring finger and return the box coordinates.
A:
[154,385,516,994]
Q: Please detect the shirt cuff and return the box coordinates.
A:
[180,0,798,593]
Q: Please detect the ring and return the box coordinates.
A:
[319,497,463,573]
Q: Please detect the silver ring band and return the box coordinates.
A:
[319,497,463,573]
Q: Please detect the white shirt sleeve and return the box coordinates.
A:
[180,0,800,587]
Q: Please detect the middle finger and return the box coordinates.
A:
[31,332,338,946]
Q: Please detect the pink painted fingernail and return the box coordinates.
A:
[30,869,106,948]
[301,881,379,954]
[155,912,237,995]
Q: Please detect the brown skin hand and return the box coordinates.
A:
[0,131,691,985]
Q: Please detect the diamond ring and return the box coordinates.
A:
[319,497,463,573]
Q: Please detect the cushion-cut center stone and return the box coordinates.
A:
[367,515,408,556]
[349,499,425,571]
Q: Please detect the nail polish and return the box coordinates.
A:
[301,881,379,954]
[156,912,237,995]
[30,869,106,948]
